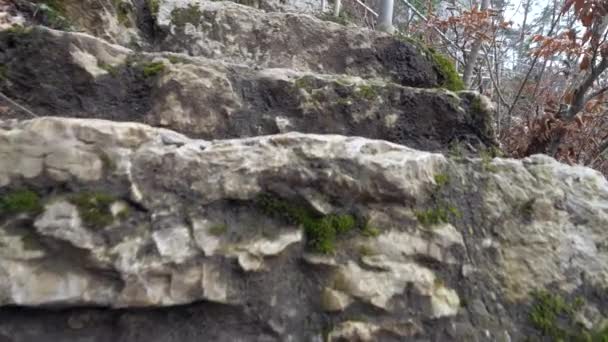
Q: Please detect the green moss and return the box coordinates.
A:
[141,61,166,78]
[431,52,464,91]
[358,244,376,256]
[480,148,498,173]
[448,141,465,159]
[415,205,461,227]
[434,173,450,187]
[0,190,42,216]
[356,85,377,100]
[4,25,32,37]
[208,223,228,236]
[37,1,72,30]
[528,291,600,341]
[415,207,449,226]
[167,55,189,64]
[68,192,116,229]
[116,206,130,220]
[98,62,120,77]
[255,194,358,254]
[171,4,203,28]
[470,96,483,113]
[295,76,317,91]
[147,0,160,18]
[113,0,133,27]
[361,222,380,238]
[396,35,464,91]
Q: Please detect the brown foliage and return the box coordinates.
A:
[502,110,608,176]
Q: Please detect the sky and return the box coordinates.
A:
[503,0,552,30]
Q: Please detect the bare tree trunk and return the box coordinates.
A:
[518,0,532,62]
[378,0,395,33]
[462,0,490,88]
[334,0,341,17]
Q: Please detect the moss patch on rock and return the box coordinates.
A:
[68,192,116,229]
[355,85,378,100]
[529,290,607,341]
[430,52,464,91]
[255,194,358,254]
[415,206,460,226]
[396,35,464,91]
[171,4,203,28]
[208,223,228,236]
[36,1,72,30]
[141,61,166,78]
[147,0,160,18]
[112,0,133,27]
[0,189,42,216]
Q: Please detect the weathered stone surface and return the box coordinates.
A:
[11,0,143,46]
[0,117,606,341]
[1,1,607,341]
[0,27,495,151]
[155,1,443,87]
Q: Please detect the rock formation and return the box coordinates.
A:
[0,1,607,341]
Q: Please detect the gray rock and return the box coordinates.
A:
[0,25,495,152]
[0,117,605,340]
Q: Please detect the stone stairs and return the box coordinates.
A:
[1,0,495,152]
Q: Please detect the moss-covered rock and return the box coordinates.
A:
[68,192,117,228]
[141,61,166,78]
[0,189,42,216]
[171,4,203,28]
[255,194,358,254]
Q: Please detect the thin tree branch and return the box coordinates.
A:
[0,91,39,118]
[506,9,563,119]
[481,44,509,107]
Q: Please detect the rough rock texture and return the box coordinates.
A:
[3,1,607,341]
[0,117,607,341]
[154,1,442,87]
[0,27,494,150]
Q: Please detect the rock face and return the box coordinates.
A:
[0,27,494,150]
[0,117,607,341]
[1,1,607,342]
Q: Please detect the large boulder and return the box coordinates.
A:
[0,117,607,341]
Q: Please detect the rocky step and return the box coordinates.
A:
[0,27,494,151]
[0,117,607,341]
[7,0,457,88]
[153,1,451,88]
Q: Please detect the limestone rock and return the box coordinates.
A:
[156,1,442,85]
[0,118,606,340]
[0,27,495,151]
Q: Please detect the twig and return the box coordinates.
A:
[0,91,39,118]
[505,9,563,119]
[481,44,509,107]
